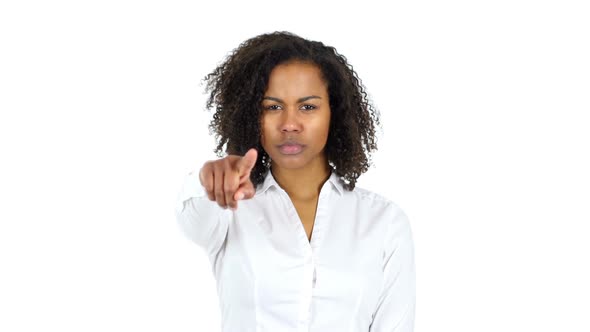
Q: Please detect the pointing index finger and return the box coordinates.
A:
[237,148,258,176]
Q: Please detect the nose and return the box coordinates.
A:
[280,109,302,133]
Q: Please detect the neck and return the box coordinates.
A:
[271,159,331,202]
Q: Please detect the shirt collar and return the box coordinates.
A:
[256,168,345,197]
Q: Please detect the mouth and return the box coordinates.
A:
[277,143,305,155]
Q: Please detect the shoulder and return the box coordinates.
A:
[346,185,403,211]
[349,185,391,204]
[344,185,411,232]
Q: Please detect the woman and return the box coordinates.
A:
[175,31,415,331]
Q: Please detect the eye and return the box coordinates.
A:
[300,104,316,111]
[264,104,282,111]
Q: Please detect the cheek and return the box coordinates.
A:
[317,114,331,140]
[260,117,272,146]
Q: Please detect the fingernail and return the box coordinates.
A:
[236,192,244,200]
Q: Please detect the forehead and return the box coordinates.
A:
[264,62,328,98]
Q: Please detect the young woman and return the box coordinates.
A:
[175,31,415,331]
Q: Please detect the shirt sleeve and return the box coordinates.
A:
[369,205,416,332]
[174,169,229,260]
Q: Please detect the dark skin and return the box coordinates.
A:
[260,61,332,241]
[199,60,332,242]
[205,32,381,194]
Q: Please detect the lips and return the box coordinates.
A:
[277,143,305,155]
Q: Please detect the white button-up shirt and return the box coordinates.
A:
[175,168,416,332]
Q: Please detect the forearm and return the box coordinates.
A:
[175,170,229,259]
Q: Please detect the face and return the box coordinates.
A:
[260,61,331,172]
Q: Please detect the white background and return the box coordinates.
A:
[1,0,589,331]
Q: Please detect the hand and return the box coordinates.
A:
[198,148,258,210]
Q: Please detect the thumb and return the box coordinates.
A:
[234,179,256,201]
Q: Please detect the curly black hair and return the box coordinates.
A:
[202,31,381,191]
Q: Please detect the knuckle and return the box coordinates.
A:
[224,182,235,193]
[215,189,224,199]
[223,157,231,168]
[224,191,232,200]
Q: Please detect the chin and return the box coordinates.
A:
[269,155,309,169]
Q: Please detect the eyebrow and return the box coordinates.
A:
[262,95,322,103]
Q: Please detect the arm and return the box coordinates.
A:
[175,149,258,259]
[175,169,229,259]
[369,206,416,332]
